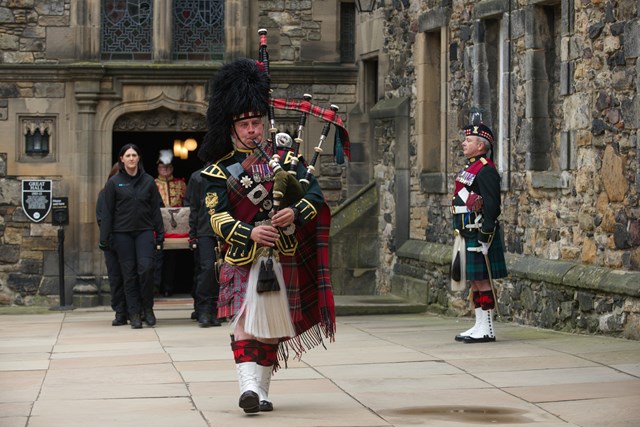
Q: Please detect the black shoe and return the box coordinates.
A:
[239,390,259,414]
[198,313,213,328]
[112,313,127,326]
[190,311,198,321]
[144,309,156,327]
[454,334,467,342]
[259,400,273,412]
[211,317,222,327]
[130,313,143,329]
[463,335,496,343]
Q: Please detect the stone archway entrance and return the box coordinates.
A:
[112,107,207,296]
[112,107,207,177]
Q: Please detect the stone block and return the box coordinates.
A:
[0,244,20,263]
[7,273,40,295]
[357,236,379,268]
[418,7,451,33]
[473,0,509,19]
[100,292,112,307]
[525,81,550,118]
[623,19,640,58]
[530,171,566,189]
[39,276,61,296]
[621,95,639,128]
[601,145,627,202]
[390,274,427,304]
[72,294,99,308]
[524,49,549,81]
[420,172,447,194]
[0,82,20,98]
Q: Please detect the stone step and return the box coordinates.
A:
[334,295,427,316]
[150,294,427,316]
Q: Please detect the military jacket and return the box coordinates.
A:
[201,145,324,266]
[451,155,501,243]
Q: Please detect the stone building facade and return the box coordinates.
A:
[0,0,357,305]
[2,0,640,340]
[351,0,640,338]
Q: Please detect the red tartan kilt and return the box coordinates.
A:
[216,255,301,322]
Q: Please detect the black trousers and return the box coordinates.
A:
[154,250,177,295]
[191,236,220,314]
[113,230,155,315]
[103,248,125,314]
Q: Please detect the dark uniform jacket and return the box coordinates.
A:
[452,155,501,243]
[99,164,164,246]
[185,167,214,239]
[201,146,324,266]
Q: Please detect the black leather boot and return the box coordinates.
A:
[198,312,212,328]
[129,313,143,329]
[112,313,127,326]
[144,308,156,327]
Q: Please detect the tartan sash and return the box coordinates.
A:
[271,98,351,163]
[453,157,495,198]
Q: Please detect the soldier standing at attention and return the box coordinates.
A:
[450,115,507,343]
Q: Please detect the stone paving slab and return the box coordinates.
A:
[1,306,639,427]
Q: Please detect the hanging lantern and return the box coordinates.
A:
[184,138,197,151]
[179,144,188,160]
[173,139,183,157]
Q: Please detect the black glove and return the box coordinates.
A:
[98,241,109,251]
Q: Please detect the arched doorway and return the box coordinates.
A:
[112,107,207,296]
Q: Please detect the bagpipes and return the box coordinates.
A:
[241,30,349,338]
[255,28,350,208]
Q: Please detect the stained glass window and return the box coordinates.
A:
[101,0,153,60]
[340,2,356,63]
[173,0,224,61]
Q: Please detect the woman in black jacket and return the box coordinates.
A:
[99,144,164,329]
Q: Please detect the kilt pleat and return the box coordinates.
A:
[464,231,507,281]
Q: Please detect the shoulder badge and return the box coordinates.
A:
[205,192,219,213]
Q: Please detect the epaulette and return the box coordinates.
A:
[201,163,226,180]
[480,157,488,165]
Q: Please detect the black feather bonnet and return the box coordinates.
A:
[198,58,271,163]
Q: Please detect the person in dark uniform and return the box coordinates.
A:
[96,163,127,326]
[450,116,507,343]
[99,144,164,329]
[185,165,222,328]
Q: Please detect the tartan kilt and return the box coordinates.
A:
[464,228,508,281]
[216,254,301,323]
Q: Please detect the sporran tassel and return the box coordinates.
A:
[235,255,295,339]
[257,255,280,293]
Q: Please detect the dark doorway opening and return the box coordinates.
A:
[112,131,206,180]
[112,130,206,296]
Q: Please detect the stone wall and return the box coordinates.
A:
[329,182,379,295]
[0,1,357,307]
[392,239,640,340]
[369,1,639,286]
[0,0,70,64]
[361,1,639,337]
[0,153,68,306]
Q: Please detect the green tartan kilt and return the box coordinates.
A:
[464,228,508,281]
